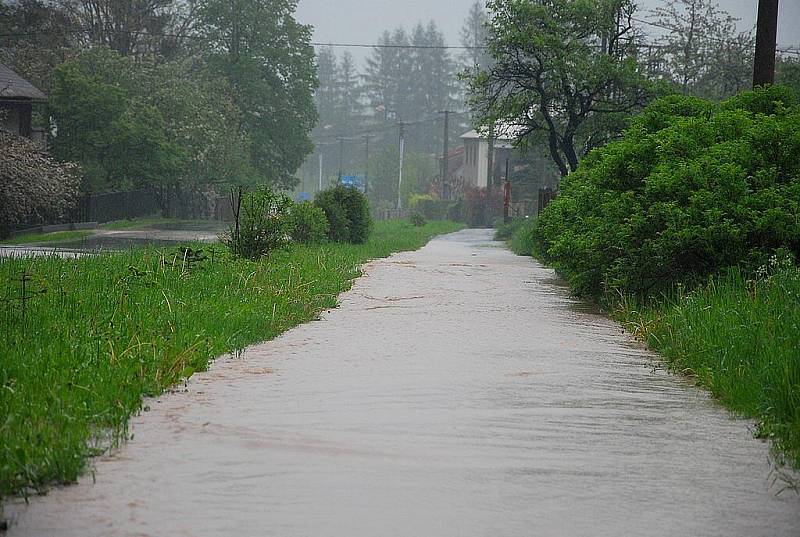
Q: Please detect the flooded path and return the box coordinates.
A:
[6,229,799,536]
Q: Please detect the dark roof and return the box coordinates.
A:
[0,64,46,100]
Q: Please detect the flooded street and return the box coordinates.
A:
[6,229,799,536]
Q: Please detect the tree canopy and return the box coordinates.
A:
[467,0,652,177]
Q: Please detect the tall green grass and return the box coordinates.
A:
[615,266,800,467]
[0,220,462,502]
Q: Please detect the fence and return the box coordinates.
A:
[372,208,409,221]
[538,188,557,214]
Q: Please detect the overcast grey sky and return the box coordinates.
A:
[295,0,800,67]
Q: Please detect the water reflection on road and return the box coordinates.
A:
[6,229,799,536]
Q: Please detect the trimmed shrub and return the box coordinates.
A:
[409,212,427,227]
[315,185,373,244]
[287,201,329,244]
[409,194,453,220]
[532,86,800,297]
[223,186,292,259]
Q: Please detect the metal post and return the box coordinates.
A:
[398,122,405,210]
[753,0,779,87]
[338,137,344,181]
[318,152,323,192]
[363,134,373,195]
[439,110,452,199]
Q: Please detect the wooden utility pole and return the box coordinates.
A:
[439,110,453,199]
[486,125,495,190]
[753,0,779,87]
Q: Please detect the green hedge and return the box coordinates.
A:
[530,86,800,297]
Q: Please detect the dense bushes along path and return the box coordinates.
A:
[0,220,462,508]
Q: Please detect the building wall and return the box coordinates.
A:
[0,103,21,135]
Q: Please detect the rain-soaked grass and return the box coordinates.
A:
[614,267,800,469]
[0,220,462,504]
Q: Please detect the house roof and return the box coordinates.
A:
[460,129,516,149]
[0,64,46,100]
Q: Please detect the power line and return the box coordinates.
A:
[2,27,798,55]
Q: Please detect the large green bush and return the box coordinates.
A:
[287,201,329,244]
[314,185,373,244]
[531,86,800,297]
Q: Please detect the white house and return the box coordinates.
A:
[460,129,516,188]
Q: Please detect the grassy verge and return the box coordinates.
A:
[0,220,463,503]
[507,222,800,468]
[0,230,94,246]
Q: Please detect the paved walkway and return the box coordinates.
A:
[5,230,799,536]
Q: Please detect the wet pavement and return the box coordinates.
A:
[0,225,223,257]
[5,229,799,536]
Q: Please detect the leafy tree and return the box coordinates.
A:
[197,0,318,190]
[49,47,249,195]
[467,0,651,177]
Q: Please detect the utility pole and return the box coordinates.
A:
[338,137,345,181]
[318,151,323,192]
[439,110,453,199]
[753,0,779,87]
[503,158,511,223]
[398,122,406,210]
[486,124,495,190]
[363,134,373,195]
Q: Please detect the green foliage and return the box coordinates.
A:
[531,86,800,298]
[509,217,537,256]
[49,47,250,193]
[409,212,427,227]
[409,195,453,221]
[468,0,652,176]
[616,261,800,468]
[493,217,527,241]
[0,220,463,505]
[198,0,317,190]
[224,187,293,260]
[315,185,373,244]
[287,201,329,244]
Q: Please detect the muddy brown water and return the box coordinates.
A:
[5,229,799,536]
